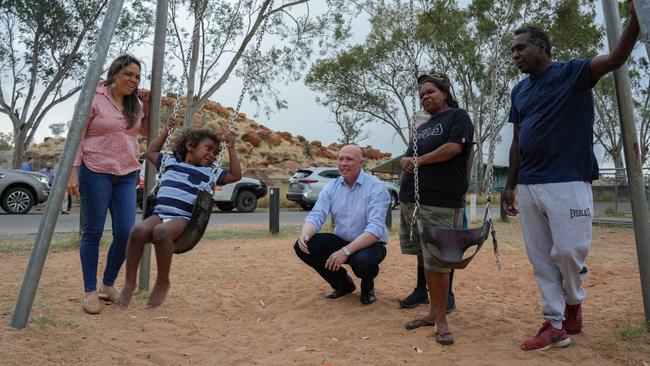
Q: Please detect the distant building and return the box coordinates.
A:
[370,154,508,193]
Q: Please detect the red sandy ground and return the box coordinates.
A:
[0,221,648,365]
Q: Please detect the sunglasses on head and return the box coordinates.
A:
[417,71,451,85]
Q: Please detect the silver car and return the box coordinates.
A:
[0,168,50,214]
[286,167,399,211]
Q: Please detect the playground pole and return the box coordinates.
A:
[138,0,169,291]
[602,0,650,325]
[10,0,125,330]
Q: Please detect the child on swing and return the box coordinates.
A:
[117,124,241,309]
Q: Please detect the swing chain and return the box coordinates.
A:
[484,0,514,208]
[483,0,514,271]
[408,0,421,241]
[210,0,276,186]
[150,0,209,195]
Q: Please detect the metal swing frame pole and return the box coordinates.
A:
[138,0,169,292]
[603,0,650,326]
[9,0,125,330]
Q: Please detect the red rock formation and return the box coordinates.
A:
[279,131,292,141]
[242,131,261,147]
[259,131,282,147]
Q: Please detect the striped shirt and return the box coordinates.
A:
[74,83,148,176]
[153,154,226,220]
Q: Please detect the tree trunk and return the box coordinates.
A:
[613,145,626,185]
[11,126,30,169]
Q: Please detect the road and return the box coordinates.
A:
[1,208,411,236]
[0,202,632,236]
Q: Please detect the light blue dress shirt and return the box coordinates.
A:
[305,170,390,243]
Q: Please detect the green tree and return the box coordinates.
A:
[0,0,154,168]
[48,122,66,138]
[306,1,420,146]
[631,56,650,168]
[165,0,358,128]
[0,132,13,151]
[329,103,369,145]
[307,0,603,193]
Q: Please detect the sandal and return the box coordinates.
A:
[98,285,119,303]
[405,317,435,330]
[436,331,454,346]
[83,292,103,314]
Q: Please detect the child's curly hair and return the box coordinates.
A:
[171,128,221,161]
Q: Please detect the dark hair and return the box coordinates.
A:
[26,156,34,161]
[106,54,142,129]
[514,25,552,58]
[172,128,221,162]
[417,74,459,108]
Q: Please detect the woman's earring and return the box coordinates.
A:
[110,82,116,89]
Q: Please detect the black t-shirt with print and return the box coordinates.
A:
[399,108,474,208]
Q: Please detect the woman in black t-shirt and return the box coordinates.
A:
[398,74,474,346]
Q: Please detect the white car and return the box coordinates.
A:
[0,168,50,214]
[212,176,268,213]
[286,167,399,211]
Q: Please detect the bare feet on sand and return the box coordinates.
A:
[146,280,170,308]
[116,281,136,309]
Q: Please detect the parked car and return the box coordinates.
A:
[136,164,267,213]
[286,167,399,211]
[212,176,268,213]
[0,168,50,214]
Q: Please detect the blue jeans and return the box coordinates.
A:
[78,164,137,292]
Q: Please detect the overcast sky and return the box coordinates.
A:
[0,1,620,167]
[0,2,410,153]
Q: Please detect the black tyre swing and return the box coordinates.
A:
[142,0,276,254]
[405,0,504,270]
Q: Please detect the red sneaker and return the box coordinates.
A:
[563,303,582,335]
[521,323,571,351]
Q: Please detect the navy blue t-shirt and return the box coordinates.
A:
[509,59,599,184]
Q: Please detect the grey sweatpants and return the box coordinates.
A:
[518,182,592,329]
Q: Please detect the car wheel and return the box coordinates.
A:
[235,190,257,213]
[216,202,235,212]
[299,202,314,211]
[390,192,398,210]
[2,186,35,214]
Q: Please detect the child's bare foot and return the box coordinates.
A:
[146,280,170,308]
[98,284,120,303]
[116,281,136,309]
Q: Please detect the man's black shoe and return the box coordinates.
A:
[399,287,429,309]
[360,290,376,305]
[324,284,356,299]
[446,292,456,314]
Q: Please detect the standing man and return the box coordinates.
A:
[504,1,639,351]
[39,161,55,185]
[294,145,390,305]
[54,162,71,214]
[20,157,34,171]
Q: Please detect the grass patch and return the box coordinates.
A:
[56,339,82,352]
[617,322,650,340]
[33,314,57,327]
[0,228,303,254]
[467,193,501,205]
[602,206,632,218]
[201,227,300,242]
[0,235,108,254]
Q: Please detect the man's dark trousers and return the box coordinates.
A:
[294,233,387,293]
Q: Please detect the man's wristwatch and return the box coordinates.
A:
[342,246,351,256]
